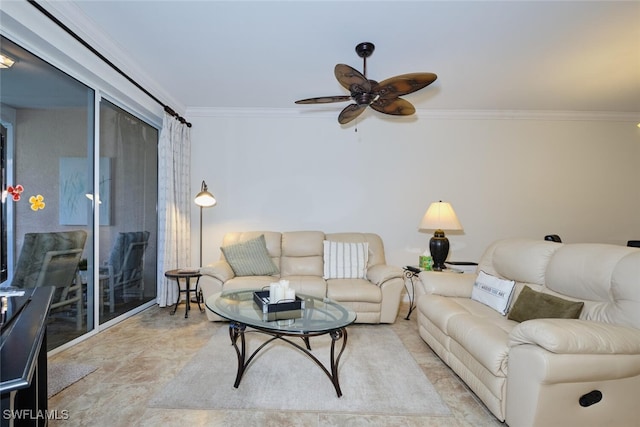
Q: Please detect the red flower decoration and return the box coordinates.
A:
[7,185,24,201]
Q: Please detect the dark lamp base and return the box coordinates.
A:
[429,231,450,271]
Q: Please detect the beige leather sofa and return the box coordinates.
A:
[199,231,404,323]
[416,238,640,427]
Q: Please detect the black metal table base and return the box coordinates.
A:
[228,322,348,397]
[169,276,203,318]
[403,268,418,320]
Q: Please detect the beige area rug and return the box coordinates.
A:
[48,363,98,397]
[149,325,451,416]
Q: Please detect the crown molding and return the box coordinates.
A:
[186,107,639,122]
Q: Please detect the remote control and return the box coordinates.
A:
[405,266,421,274]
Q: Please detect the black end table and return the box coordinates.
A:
[164,269,203,318]
[403,266,421,320]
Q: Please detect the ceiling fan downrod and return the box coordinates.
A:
[355,42,375,78]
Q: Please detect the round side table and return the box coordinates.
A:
[164,269,204,318]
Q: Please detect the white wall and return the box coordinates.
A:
[189,110,640,268]
[4,1,638,270]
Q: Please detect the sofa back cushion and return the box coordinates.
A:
[220,231,390,281]
[477,238,562,285]
[221,231,282,275]
[545,244,640,328]
[280,231,324,276]
[325,232,386,267]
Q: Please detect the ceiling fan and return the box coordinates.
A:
[295,42,437,125]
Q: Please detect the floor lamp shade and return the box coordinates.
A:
[419,201,463,271]
[194,181,217,207]
[195,180,217,267]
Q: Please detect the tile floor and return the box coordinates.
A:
[47,302,504,427]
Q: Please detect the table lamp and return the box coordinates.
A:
[419,201,463,271]
[194,180,217,267]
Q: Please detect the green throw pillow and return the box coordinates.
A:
[508,285,584,322]
[220,234,279,277]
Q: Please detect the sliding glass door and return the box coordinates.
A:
[1,35,95,349]
[0,35,158,350]
[97,100,158,324]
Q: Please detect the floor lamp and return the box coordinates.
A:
[194,180,217,267]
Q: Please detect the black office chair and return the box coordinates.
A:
[544,234,562,243]
[627,240,640,248]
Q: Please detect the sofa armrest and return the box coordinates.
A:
[509,319,640,354]
[506,338,640,427]
[200,260,236,283]
[417,271,475,298]
[366,264,403,286]
[367,264,405,323]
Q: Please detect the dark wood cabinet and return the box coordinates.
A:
[1,287,54,427]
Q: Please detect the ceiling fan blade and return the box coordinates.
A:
[338,103,367,124]
[295,96,352,104]
[335,64,372,93]
[371,97,416,116]
[374,73,437,99]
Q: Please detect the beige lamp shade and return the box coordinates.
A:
[419,201,463,232]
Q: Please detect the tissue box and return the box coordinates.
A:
[253,290,305,314]
[419,255,433,270]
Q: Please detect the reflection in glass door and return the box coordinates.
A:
[98,101,158,324]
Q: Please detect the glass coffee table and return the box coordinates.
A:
[206,289,357,397]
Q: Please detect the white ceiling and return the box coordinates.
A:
[24,1,640,117]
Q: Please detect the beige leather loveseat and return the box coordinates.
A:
[416,238,640,427]
[199,231,404,323]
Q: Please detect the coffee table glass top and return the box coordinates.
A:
[206,289,356,334]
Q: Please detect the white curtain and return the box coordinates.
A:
[156,112,191,307]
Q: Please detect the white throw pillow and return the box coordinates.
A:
[323,241,369,279]
[471,270,516,315]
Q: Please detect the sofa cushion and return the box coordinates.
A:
[447,309,515,377]
[280,275,326,299]
[326,278,382,303]
[220,234,279,277]
[471,271,516,315]
[323,241,368,279]
[223,276,275,291]
[280,231,324,277]
[543,245,640,328]
[507,285,584,322]
[477,238,562,285]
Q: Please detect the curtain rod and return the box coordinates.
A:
[28,0,192,127]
